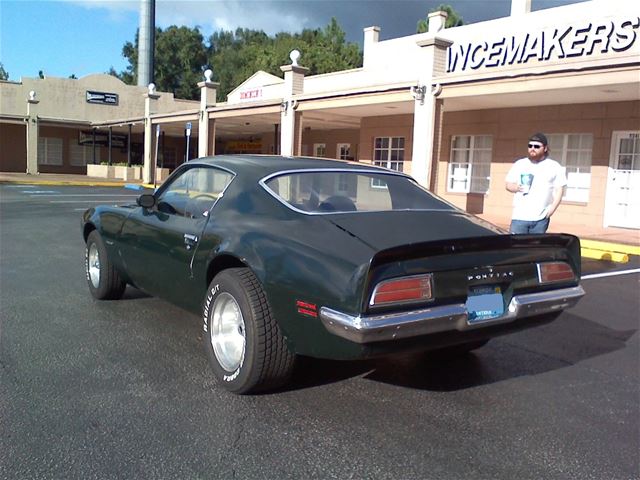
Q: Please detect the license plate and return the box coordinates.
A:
[466,285,504,324]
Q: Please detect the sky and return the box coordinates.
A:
[0,0,586,82]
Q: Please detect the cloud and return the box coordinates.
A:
[68,0,589,44]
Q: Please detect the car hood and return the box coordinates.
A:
[327,210,505,251]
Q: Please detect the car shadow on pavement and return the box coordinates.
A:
[121,286,152,300]
[286,311,636,393]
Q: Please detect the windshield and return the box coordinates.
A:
[262,170,455,214]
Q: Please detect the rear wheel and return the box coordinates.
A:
[85,231,126,300]
[203,268,295,394]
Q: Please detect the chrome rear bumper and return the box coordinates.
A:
[319,285,585,344]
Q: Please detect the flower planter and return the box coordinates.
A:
[86,164,114,178]
[114,166,142,181]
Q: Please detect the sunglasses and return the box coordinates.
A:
[528,143,544,149]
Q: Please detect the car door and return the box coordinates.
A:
[119,165,234,309]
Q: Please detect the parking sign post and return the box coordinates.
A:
[185,122,192,162]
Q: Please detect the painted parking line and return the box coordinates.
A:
[49,200,133,203]
[25,190,60,194]
[29,193,139,197]
[582,268,640,280]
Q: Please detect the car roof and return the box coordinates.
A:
[190,155,399,180]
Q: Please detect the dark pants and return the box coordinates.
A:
[510,218,550,234]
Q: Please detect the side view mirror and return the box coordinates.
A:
[137,194,156,209]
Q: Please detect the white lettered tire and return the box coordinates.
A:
[85,230,126,300]
[203,268,295,394]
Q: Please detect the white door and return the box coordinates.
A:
[605,131,640,229]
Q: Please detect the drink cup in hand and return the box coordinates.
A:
[520,173,533,194]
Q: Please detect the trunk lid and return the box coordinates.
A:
[327,210,505,251]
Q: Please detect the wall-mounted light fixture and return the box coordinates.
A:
[280,99,299,114]
[410,85,427,105]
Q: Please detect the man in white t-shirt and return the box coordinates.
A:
[505,132,567,234]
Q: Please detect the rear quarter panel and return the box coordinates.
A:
[196,204,377,357]
[82,206,133,279]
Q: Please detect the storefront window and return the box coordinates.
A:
[337,143,351,160]
[547,133,593,203]
[37,137,63,166]
[70,143,99,166]
[313,143,326,157]
[373,137,404,188]
[447,135,492,194]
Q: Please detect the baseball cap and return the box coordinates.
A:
[529,132,548,146]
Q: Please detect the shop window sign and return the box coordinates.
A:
[86,90,119,106]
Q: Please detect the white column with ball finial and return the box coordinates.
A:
[279,50,308,156]
[26,91,40,174]
[198,69,219,157]
[143,83,160,184]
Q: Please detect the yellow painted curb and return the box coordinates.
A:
[0,179,128,187]
[580,239,640,256]
[581,247,629,263]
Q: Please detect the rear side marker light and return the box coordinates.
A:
[537,262,575,284]
[370,274,433,307]
[297,300,318,317]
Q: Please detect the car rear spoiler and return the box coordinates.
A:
[370,233,582,277]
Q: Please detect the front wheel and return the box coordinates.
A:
[203,268,296,394]
[85,230,126,300]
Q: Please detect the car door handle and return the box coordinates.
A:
[183,233,199,249]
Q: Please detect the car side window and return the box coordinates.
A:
[156,167,234,218]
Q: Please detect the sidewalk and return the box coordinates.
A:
[2,171,638,254]
[0,171,148,188]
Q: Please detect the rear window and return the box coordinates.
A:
[262,170,454,213]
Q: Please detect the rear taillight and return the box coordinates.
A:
[537,261,575,284]
[369,274,433,307]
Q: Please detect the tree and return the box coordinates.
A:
[112,18,362,101]
[114,26,207,99]
[38,70,45,79]
[0,63,8,80]
[416,4,464,33]
[207,18,362,100]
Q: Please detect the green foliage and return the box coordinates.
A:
[416,4,464,33]
[207,17,361,100]
[112,18,362,101]
[0,63,8,80]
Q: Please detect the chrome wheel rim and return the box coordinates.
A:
[88,243,101,288]
[210,292,246,372]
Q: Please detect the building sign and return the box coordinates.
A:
[239,88,263,101]
[79,130,127,148]
[447,16,639,73]
[225,140,262,153]
[86,90,119,106]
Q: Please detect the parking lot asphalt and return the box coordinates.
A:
[1,184,638,479]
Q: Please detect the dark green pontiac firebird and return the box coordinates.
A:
[82,155,584,394]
